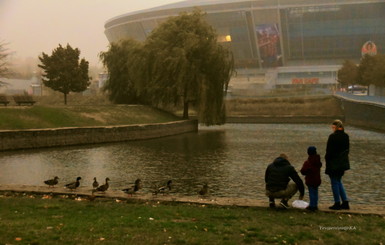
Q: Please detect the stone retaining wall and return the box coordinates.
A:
[341,99,385,131]
[0,120,198,151]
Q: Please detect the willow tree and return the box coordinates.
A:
[99,39,145,104]
[144,10,234,125]
[38,44,91,104]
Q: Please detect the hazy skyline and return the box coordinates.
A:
[0,0,182,67]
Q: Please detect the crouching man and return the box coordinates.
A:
[265,154,305,208]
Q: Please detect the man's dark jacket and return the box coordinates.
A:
[265,157,305,196]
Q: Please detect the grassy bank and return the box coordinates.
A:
[226,96,343,116]
[0,95,342,130]
[0,105,181,130]
[0,194,384,245]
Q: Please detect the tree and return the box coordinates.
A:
[143,10,234,125]
[0,41,11,86]
[99,10,234,125]
[99,39,145,104]
[38,44,91,104]
[369,54,385,88]
[357,54,376,88]
[337,60,358,89]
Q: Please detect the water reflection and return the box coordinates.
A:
[0,124,384,206]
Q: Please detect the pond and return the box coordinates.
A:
[0,124,384,206]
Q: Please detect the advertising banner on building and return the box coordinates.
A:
[291,77,319,84]
[256,24,282,68]
[361,41,377,57]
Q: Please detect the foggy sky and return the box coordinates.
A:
[0,0,181,67]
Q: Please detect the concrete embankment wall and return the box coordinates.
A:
[0,120,198,151]
[339,98,385,131]
[226,115,343,124]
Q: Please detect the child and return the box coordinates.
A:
[300,146,322,211]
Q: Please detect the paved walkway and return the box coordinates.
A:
[335,92,385,107]
[1,185,383,216]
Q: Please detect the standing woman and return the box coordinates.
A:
[325,119,350,210]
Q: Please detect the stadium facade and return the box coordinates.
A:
[104,0,385,94]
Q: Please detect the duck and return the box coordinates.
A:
[65,177,82,191]
[198,183,209,196]
[92,177,110,193]
[122,179,142,196]
[44,176,59,187]
[153,180,172,195]
[92,177,99,189]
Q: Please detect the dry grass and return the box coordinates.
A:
[226,96,343,116]
[3,94,343,128]
[35,93,112,106]
[0,105,181,130]
[0,194,384,245]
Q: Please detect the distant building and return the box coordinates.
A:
[267,65,340,90]
[83,80,99,95]
[31,72,42,96]
[98,73,109,89]
[0,77,32,95]
[0,72,43,95]
[104,0,385,95]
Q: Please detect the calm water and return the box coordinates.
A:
[0,124,384,206]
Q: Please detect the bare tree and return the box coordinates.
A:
[0,41,11,86]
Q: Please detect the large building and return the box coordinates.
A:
[104,0,385,94]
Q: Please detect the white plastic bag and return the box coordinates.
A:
[292,200,309,209]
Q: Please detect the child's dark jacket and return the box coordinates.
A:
[300,154,322,187]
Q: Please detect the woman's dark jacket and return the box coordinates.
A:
[300,154,322,187]
[325,129,350,176]
[265,157,305,196]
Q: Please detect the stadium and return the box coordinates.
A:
[104,0,385,95]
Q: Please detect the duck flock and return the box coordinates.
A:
[43,176,208,197]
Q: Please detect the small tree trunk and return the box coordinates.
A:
[183,101,189,119]
[64,93,67,105]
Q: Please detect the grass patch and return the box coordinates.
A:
[1,95,343,130]
[0,195,384,244]
[0,105,181,130]
[226,96,343,116]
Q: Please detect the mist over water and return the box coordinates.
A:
[0,124,384,206]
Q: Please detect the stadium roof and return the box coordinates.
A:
[105,0,383,29]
